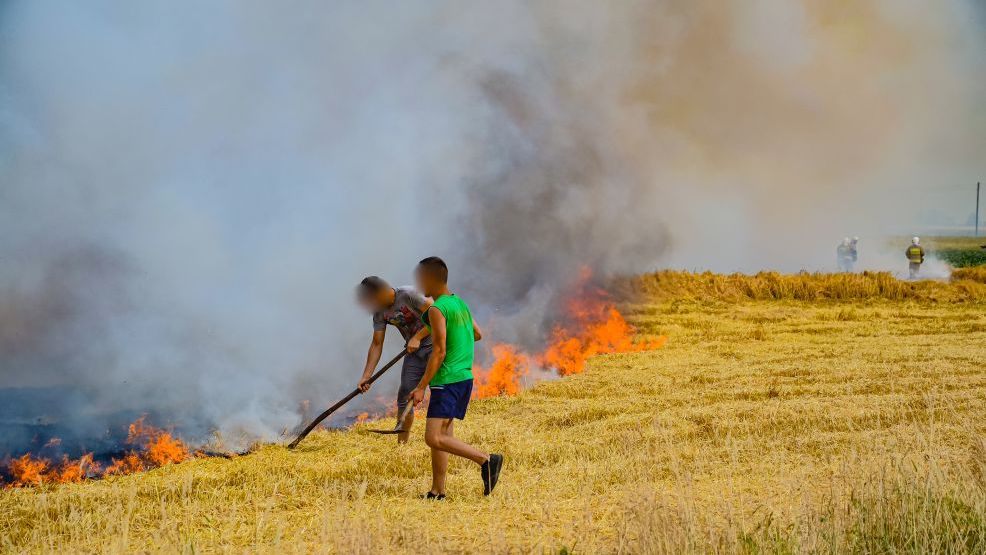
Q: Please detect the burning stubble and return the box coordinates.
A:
[0,1,984,458]
[473,269,669,399]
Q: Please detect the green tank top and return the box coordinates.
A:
[422,294,475,386]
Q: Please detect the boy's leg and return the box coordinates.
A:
[398,411,414,443]
[397,350,428,444]
[423,382,504,496]
[430,428,450,495]
[428,421,461,494]
[395,393,411,444]
[425,417,488,464]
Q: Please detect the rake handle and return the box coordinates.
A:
[287,349,408,449]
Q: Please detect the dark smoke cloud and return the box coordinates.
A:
[1,1,983,450]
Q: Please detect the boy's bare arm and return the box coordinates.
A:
[472,320,483,341]
[411,307,446,406]
[359,330,386,392]
[407,321,431,354]
[406,297,433,352]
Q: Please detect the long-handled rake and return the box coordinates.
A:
[287,349,407,449]
[366,402,414,435]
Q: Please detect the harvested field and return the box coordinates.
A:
[2,273,985,553]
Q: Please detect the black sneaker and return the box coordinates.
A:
[481,454,504,496]
[424,492,446,500]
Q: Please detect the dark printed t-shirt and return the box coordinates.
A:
[372,286,432,345]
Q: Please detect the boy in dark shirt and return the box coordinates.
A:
[356,276,432,443]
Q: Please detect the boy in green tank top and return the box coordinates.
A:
[410,256,504,498]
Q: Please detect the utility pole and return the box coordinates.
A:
[977,182,981,237]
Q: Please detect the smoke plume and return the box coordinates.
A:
[1,1,983,450]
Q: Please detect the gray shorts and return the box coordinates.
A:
[397,345,432,425]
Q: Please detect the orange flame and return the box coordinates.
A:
[105,453,145,476]
[5,452,101,487]
[474,268,667,396]
[125,416,189,467]
[47,453,99,483]
[7,454,48,487]
[540,305,667,376]
[474,344,529,398]
[4,416,191,487]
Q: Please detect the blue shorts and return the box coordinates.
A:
[427,379,473,420]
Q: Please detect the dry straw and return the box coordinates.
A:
[2,272,985,553]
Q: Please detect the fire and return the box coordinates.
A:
[101,416,190,473]
[7,454,48,487]
[124,416,189,466]
[47,453,99,483]
[105,453,145,475]
[473,268,667,397]
[541,305,667,376]
[3,271,663,486]
[6,452,101,487]
[3,416,190,487]
[474,344,529,398]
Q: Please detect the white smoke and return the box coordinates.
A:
[1,1,983,450]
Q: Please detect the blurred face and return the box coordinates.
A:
[356,291,377,313]
[414,266,439,297]
[373,288,392,309]
[356,288,392,312]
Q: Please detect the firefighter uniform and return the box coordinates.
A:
[906,244,924,279]
[837,242,854,272]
